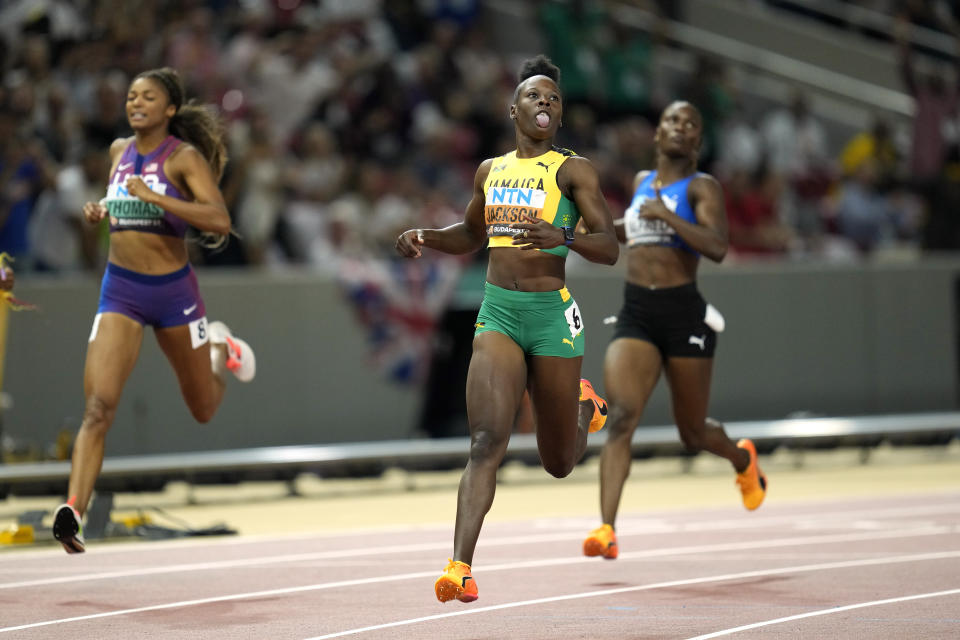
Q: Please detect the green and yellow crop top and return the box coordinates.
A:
[483,146,580,258]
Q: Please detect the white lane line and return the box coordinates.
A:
[0,530,956,634]
[300,551,960,640]
[0,570,439,634]
[2,499,958,563]
[667,502,960,533]
[0,522,451,561]
[0,522,952,591]
[615,525,955,560]
[1,529,620,590]
[0,541,449,590]
[685,588,960,639]
[541,501,960,536]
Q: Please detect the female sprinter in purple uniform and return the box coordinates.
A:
[396,55,618,603]
[52,67,255,553]
[582,101,767,561]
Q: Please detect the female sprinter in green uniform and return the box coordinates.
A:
[396,55,619,603]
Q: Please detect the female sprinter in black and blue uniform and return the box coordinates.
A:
[396,55,618,602]
[582,101,767,561]
[52,67,255,554]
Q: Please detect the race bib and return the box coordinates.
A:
[564,301,583,339]
[190,316,209,349]
[485,185,547,237]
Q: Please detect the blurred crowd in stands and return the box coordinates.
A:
[1,0,959,277]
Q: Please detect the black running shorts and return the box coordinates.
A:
[611,282,716,358]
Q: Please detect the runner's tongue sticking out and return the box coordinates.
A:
[536,112,549,128]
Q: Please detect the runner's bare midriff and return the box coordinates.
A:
[626,244,698,289]
[108,232,189,274]
[487,247,566,292]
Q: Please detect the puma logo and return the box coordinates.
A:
[562,338,575,350]
[536,161,555,172]
[688,334,706,350]
[661,193,679,211]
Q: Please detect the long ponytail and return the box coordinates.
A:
[135,67,231,249]
[135,67,228,179]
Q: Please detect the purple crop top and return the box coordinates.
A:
[102,135,189,238]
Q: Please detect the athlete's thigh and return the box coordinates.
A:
[465,330,527,440]
[527,354,581,442]
[154,319,214,403]
[84,312,144,403]
[604,337,663,416]
[664,356,714,429]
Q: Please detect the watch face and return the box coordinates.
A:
[563,227,575,244]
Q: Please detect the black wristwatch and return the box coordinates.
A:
[561,226,575,246]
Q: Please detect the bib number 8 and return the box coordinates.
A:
[190,316,209,349]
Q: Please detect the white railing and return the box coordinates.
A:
[1,412,957,492]
[612,4,914,117]
[486,0,915,117]
[772,0,957,60]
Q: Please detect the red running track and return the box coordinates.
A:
[0,492,958,639]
